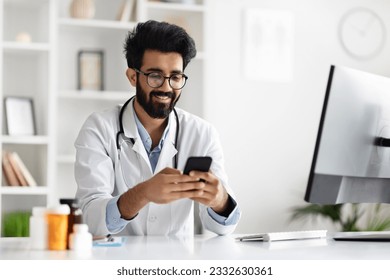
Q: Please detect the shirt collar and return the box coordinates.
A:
[133,110,170,153]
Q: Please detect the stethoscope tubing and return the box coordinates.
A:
[116,95,180,168]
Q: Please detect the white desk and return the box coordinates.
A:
[1,235,390,260]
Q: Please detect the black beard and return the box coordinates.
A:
[136,82,180,119]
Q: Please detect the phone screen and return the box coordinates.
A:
[183,156,212,175]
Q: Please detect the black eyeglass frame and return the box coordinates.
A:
[133,68,188,90]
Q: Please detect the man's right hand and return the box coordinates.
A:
[118,167,205,220]
[141,167,206,203]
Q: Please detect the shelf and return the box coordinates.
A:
[2,42,50,53]
[147,2,205,12]
[0,186,49,195]
[58,90,133,101]
[1,135,50,145]
[58,18,137,30]
[3,0,49,7]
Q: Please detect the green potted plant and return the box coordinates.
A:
[2,211,31,237]
[290,203,390,231]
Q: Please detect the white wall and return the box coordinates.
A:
[205,0,390,233]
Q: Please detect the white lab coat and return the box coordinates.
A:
[74,99,239,236]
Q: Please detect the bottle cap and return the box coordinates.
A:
[59,198,79,208]
[48,204,70,215]
[73,224,89,233]
[32,207,47,217]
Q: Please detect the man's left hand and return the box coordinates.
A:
[187,171,230,215]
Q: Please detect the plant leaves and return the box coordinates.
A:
[290,204,343,223]
[291,203,390,232]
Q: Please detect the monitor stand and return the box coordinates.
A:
[333,231,390,241]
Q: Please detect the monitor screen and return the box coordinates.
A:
[305,65,390,204]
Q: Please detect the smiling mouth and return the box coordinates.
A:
[154,95,170,100]
[151,92,174,101]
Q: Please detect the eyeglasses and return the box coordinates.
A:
[134,68,188,90]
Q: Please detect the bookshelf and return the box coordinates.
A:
[0,0,208,236]
[0,0,55,236]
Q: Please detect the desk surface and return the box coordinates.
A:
[1,235,390,260]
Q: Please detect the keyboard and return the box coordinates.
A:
[236,230,328,242]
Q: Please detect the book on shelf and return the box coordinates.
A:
[116,0,135,22]
[10,152,37,187]
[2,151,19,186]
[1,150,37,187]
[7,152,28,186]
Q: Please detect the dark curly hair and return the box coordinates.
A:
[124,20,197,70]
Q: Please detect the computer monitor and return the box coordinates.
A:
[305,65,390,204]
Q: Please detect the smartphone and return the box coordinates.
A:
[183,156,212,175]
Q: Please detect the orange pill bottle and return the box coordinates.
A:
[46,205,70,250]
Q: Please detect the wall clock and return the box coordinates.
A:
[338,7,386,59]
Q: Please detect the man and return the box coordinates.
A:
[75,20,240,236]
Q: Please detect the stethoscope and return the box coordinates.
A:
[116,95,180,168]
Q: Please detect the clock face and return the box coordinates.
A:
[338,7,386,59]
